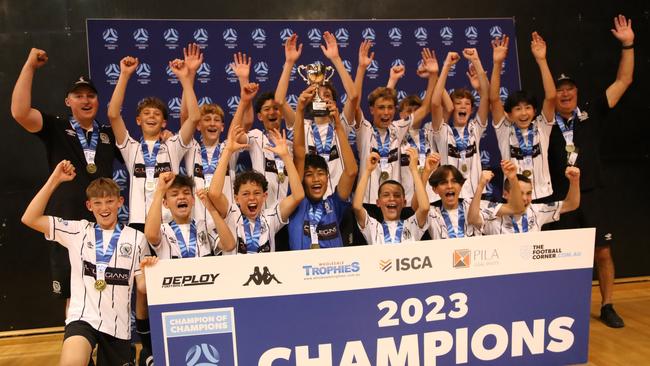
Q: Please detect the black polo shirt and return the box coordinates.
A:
[35,112,121,220]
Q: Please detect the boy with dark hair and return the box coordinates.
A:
[21,160,147,366]
[490,33,557,200]
[288,85,358,249]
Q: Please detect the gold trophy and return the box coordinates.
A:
[297,63,336,117]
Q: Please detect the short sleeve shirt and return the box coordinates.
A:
[288,192,351,250]
[426,199,483,239]
[358,212,427,244]
[151,219,221,259]
[225,203,287,254]
[483,201,563,234]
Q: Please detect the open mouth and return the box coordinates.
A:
[247,203,258,212]
[177,202,189,209]
[310,183,323,194]
[81,106,93,111]
[99,212,111,218]
[206,127,219,133]
[445,191,456,199]
[458,111,467,118]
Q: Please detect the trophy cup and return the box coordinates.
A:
[297,63,336,117]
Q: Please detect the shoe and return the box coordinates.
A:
[600,304,625,328]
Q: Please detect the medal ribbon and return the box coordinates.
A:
[70,118,99,165]
[373,127,390,158]
[94,224,122,280]
[311,122,334,158]
[140,138,161,170]
[514,126,535,157]
[170,220,197,258]
[200,138,221,176]
[451,126,470,152]
[511,214,529,233]
[308,202,324,245]
[382,220,404,244]
[441,205,466,238]
[265,133,285,177]
[555,110,577,145]
[243,215,262,253]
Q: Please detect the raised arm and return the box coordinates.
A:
[412,48,438,128]
[412,153,440,210]
[11,48,48,132]
[21,160,76,234]
[463,48,490,125]
[352,152,379,228]
[107,56,138,145]
[406,148,429,228]
[467,170,493,226]
[232,52,255,129]
[321,31,359,125]
[606,14,635,108]
[531,32,557,122]
[353,40,375,128]
[169,59,201,145]
[495,160,525,215]
[431,52,459,130]
[197,189,235,252]
[144,172,175,246]
[560,166,581,213]
[179,43,202,124]
[330,99,358,200]
[268,129,305,221]
[489,35,509,124]
[293,85,317,179]
[386,65,405,90]
[275,33,302,129]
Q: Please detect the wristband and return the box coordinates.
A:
[622,44,634,49]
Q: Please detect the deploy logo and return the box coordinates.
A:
[185,343,220,366]
[362,27,376,41]
[489,25,503,39]
[279,28,294,42]
[162,273,219,288]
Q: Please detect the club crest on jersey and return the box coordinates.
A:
[168,235,177,244]
[65,129,76,137]
[199,231,207,245]
[119,243,133,257]
[323,201,332,214]
[100,132,110,144]
[86,241,94,249]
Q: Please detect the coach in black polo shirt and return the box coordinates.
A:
[546,15,634,328]
[11,48,121,306]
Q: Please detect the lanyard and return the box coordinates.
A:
[373,127,390,157]
[70,118,99,165]
[170,220,197,258]
[514,126,535,156]
[243,215,262,253]
[311,122,334,158]
[200,138,221,176]
[382,220,404,244]
[93,224,122,279]
[441,205,465,238]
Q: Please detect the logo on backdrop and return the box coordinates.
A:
[362,27,376,41]
[340,93,347,104]
[520,244,579,260]
[162,273,220,288]
[454,248,500,268]
[251,28,266,48]
[391,59,405,68]
[388,27,402,46]
[199,97,213,106]
[102,28,118,49]
[227,96,240,115]
[185,343,220,366]
[224,63,237,83]
[342,59,352,73]
[168,97,182,119]
[414,26,428,46]
[222,28,237,48]
[163,28,179,49]
[166,64,179,84]
[194,28,209,46]
[104,64,120,85]
[133,28,149,49]
[380,256,432,272]
[254,61,269,82]
[279,28,294,42]
[489,25,504,39]
[465,26,479,45]
[243,266,281,286]
[308,28,322,47]
[453,249,471,268]
[197,62,211,83]
[499,87,509,102]
[286,94,298,109]
[440,26,454,46]
[396,90,407,102]
[136,63,151,84]
[366,59,379,79]
[335,27,350,47]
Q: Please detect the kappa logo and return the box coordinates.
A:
[499,87,509,101]
[388,27,402,42]
[379,259,392,272]
[163,28,179,43]
[335,28,349,42]
[251,28,266,43]
[440,26,453,41]
[102,28,118,43]
[396,90,407,102]
[168,97,182,113]
[104,64,120,79]
[254,61,269,76]
[198,96,213,106]
[362,27,376,41]
[113,169,128,189]
[243,266,281,286]
[414,27,428,41]
[307,28,322,42]
[197,63,211,77]
[279,28,294,42]
[453,249,471,268]
[465,26,479,40]
[367,59,379,74]
[133,28,149,43]
[222,28,237,43]
[489,25,503,39]
[185,343,220,366]
[286,94,298,109]
[227,96,240,112]
[342,59,352,73]
[391,59,405,67]
[136,63,151,78]
[194,28,209,43]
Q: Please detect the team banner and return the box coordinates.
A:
[146,228,594,366]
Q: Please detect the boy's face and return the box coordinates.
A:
[65,87,99,123]
[452,97,473,126]
[303,166,329,201]
[399,104,418,120]
[506,102,536,129]
[163,186,195,222]
[318,86,334,103]
[198,113,224,143]
[433,172,462,209]
[504,181,533,209]
[370,97,396,129]
[376,183,406,221]
[86,194,124,229]
[556,83,578,116]
[257,99,282,131]
[235,181,268,219]
[136,107,167,137]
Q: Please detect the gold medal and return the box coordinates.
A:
[310,243,320,249]
[277,172,286,183]
[145,181,156,192]
[86,163,97,174]
[461,164,468,173]
[94,279,107,291]
[565,144,575,153]
[380,171,389,181]
[523,170,532,177]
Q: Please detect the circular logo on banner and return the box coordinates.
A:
[185,343,220,366]
[465,26,479,40]
[227,96,241,113]
[286,94,298,109]
[168,97,182,113]
[133,28,149,43]
[391,59,405,67]
[440,26,453,41]
[197,63,211,78]
[166,65,177,78]
[102,28,118,43]
[342,59,352,73]
[489,25,503,39]
[414,27,428,41]
[367,59,379,74]
[199,96,213,106]
[104,64,120,79]
[308,28,322,42]
[136,63,151,78]
[254,62,269,77]
[164,28,179,43]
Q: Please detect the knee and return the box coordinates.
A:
[594,245,612,263]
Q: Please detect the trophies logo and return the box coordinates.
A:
[194,28,209,43]
[414,27,428,41]
[199,96,213,106]
[136,63,151,78]
[335,28,350,42]
[166,65,177,78]
[367,59,379,74]
[222,28,237,43]
[197,63,211,78]
[227,96,240,113]
[307,28,322,42]
[104,64,120,79]
[286,94,298,109]
[102,28,118,43]
[297,63,336,117]
[251,28,266,43]
[391,59,405,67]
[388,27,402,42]
[342,59,352,73]
[163,28,179,43]
[362,27,376,41]
[185,343,220,366]
[489,25,503,39]
[133,28,149,43]
[254,61,269,77]
[168,97,182,113]
[499,87,509,102]
[440,26,453,41]
[465,26,479,40]
[280,28,294,42]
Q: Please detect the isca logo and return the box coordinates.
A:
[166,65,176,78]
[279,28,294,42]
[199,96,213,106]
[465,26,479,40]
[102,28,118,43]
[227,96,240,112]
[388,27,402,42]
[104,64,120,79]
[254,61,269,76]
[185,343,220,366]
[194,28,209,43]
[335,27,349,42]
[133,28,149,43]
[391,59,405,67]
[197,63,211,77]
[224,63,236,77]
[163,28,179,43]
[342,60,352,73]
[440,26,453,41]
[367,59,379,74]
[362,27,376,41]
[414,27,428,41]
[251,28,266,42]
[168,97,182,113]
[307,28,322,42]
[136,63,151,78]
[489,25,503,38]
[286,94,298,109]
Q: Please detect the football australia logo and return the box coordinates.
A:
[185,343,220,366]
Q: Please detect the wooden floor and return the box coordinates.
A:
[1,280,649,366]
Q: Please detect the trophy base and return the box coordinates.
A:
[311,108,330,117]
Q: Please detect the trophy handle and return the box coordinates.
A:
[296,65,309,82]
[323,66,336,83]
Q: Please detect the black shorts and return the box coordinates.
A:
[64,320,133,365]
[545,188,613,246]
[50,243,71,298]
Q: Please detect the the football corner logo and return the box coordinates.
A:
[453,249,471,268]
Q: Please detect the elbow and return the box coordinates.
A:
[346,163,359,179]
